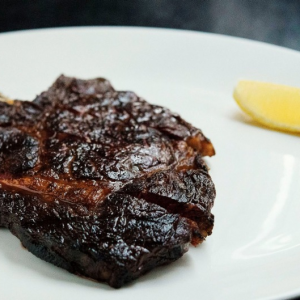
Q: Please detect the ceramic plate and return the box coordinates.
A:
[0,27,300,300]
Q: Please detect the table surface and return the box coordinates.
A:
[1,1,300,299]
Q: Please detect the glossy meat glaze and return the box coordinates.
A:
[0,76,215,288]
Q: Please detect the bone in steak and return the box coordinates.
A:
[0,75,216,288]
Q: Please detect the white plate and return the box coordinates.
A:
[0,27,300,300]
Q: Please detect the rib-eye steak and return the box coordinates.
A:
[0,76,216,288]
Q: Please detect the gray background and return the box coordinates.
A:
[1,0,300,50]
[1,1,300,299]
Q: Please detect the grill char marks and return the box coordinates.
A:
[0,127,39,175]
[121,153,216,246]
[0,190,191,288]
[0,75,216,288]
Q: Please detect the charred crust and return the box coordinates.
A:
[0,75,216,288]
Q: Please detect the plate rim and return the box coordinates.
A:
[0,25,299,58]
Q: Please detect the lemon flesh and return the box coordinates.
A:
[233,80,300,133]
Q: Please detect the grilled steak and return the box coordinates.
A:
[0,75,216,288]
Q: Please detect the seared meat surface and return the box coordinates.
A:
[0,76,215,288]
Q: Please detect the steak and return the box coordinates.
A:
[0,75,216,288]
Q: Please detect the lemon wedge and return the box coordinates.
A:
[233,80,300,133]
